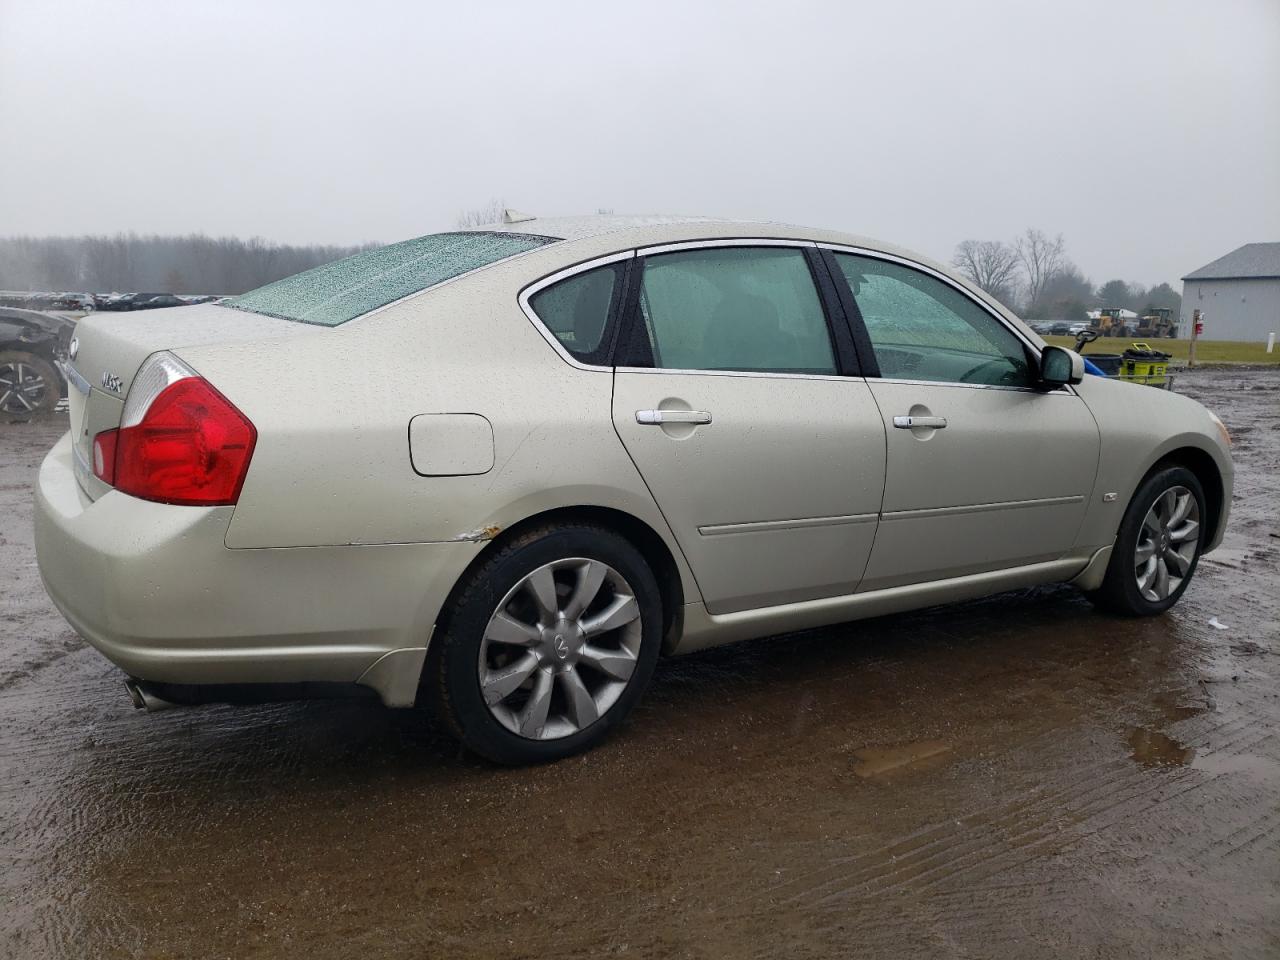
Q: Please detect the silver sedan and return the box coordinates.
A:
[34,215,1232,763]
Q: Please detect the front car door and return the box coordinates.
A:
[610,241,887,614]
[822,247,1101,592]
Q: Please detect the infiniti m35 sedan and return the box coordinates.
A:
[35,215,1232,764]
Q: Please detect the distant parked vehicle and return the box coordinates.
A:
[0,291,91,312]
[0,307,75,416]
[132,294,189,310]
[93,292,167,312]
[46,293,94,311]
[95,293,141,312]
[1049,320,1090,336]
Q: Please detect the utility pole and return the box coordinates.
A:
[1189,309,1202,367]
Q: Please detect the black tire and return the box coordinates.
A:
[425,523,663,765]
[1087,465,1206,616]
[0,350,61,417]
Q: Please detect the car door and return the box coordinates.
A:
[823,247,1100,592]
[610,241,886,615]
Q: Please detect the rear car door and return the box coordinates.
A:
[823,247,1100,592]
[608,241,887,615]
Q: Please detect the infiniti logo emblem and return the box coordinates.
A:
[554,635,569,659]
[68,337,79,361]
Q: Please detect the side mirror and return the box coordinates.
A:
[1039,345,1084,387]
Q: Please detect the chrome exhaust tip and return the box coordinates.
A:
[124,678,180,712]
[124,678,145,709]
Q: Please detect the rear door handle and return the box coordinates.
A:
[893,415,947,429]
[636,409,713,425]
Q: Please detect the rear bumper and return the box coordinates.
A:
[33,432,480,705]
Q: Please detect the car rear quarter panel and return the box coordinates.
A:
[174,249,697,595]
[1072,375,1233,552]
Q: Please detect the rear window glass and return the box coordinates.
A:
[225,231,557,326]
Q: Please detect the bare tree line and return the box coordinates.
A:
[0,219,1183,326]
[455,199,508,229]
[952,228,1180,323]
[0,234,380,295]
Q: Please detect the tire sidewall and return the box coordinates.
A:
[1109,465,1207,615]
[436,526,663,765]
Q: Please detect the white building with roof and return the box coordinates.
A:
[1181,243,1280,342]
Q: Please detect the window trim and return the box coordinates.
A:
[819,242,1071,395]
[517,250,635,371]
[615,237,860,380]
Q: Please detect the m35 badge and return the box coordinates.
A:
[100,371,123,393]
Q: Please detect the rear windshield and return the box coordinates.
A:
[225,231,558,326]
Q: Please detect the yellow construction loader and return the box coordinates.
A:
[1093,308,1132,337]
[1136,307,1177,338]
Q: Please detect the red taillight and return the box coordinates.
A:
[94,378,256,505]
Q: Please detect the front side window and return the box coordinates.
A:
[833,253,1033,387]
[527,262,624,363]
[634,246,836,374]
[227,231,557,326]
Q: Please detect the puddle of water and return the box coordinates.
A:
[852,740,951,778]
[1128,727,1195,767]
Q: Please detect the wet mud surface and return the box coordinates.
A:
[2,369,1278,959]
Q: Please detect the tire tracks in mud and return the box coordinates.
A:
[754,707,1277,911]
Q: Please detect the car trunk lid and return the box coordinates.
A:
[65,304,319,499]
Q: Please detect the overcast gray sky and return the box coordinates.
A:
[1,0,1276,286]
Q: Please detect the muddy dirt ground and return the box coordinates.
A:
[2,369,1277,959]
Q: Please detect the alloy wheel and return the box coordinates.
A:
[0,360,48,414]
[478,558,643,740]
[1134,485,1200,602]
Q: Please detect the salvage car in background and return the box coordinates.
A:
[34,216,1233,764]
[0,306,74,416]
[94,292,195,311]
[131,294,188,310]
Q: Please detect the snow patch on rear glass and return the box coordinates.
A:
[226,231,557,326]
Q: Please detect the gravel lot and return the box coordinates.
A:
[2,369,1277,959]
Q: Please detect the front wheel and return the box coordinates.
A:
[1087,466,1206,616]
[425,524,663,764]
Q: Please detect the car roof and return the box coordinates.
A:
[464,213,917,260]
[460,213,1021,328]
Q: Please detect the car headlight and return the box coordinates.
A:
[1208,410,1231,447]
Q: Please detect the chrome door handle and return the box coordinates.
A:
[636,409,713,425]
[893,415,947,429]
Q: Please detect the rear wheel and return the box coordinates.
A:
[426,524,662,764]
[0,351,59,417]
[1087,466,1206,616]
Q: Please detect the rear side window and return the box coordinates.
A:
[633,247,836,374]
[227,231,557,326]
[527,263,625,363]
